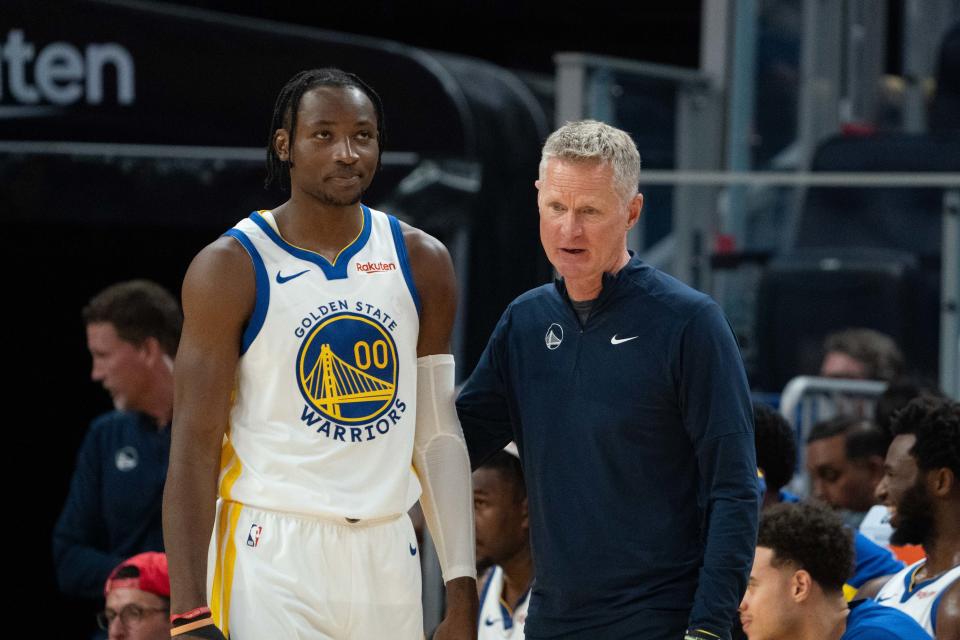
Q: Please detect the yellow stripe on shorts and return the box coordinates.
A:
[211,437,243,633]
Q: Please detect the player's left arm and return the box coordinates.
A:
[678,303,760,640]
[403,223,478,639]
[937,579,960,639]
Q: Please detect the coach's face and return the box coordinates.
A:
[536,159,642,299]
[87,322,155,413]
[274,85,379,207]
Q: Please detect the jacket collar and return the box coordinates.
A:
[553,252,641,305]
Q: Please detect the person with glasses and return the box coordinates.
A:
[99,552,170,640]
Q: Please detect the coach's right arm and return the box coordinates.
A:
[456,306,516,469]
[163,237,253,637]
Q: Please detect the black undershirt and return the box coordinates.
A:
[571,298,594,325]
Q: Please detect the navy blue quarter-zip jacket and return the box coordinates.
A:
[457,256,759,639]
[53,411,169,598]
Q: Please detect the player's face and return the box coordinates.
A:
[820,351,869,379]
[536,159,642,294]
[473,467,527,569]
[875,434,933,546]
[104,588,169,640]
[87,322,153,413]
[805,434,878,512]
[739,547,797,640]
[279,85,379,207]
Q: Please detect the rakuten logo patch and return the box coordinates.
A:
[356,261,397,273]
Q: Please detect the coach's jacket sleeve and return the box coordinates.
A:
[52,424,123,598]
[456,307,516,469]
[677,303,760,638]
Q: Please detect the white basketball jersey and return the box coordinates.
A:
[478,566,530,640]
[875,559,960,636]
[219,206,421,520]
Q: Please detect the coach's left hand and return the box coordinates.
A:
[433,576,478,640]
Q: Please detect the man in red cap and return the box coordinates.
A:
[101,552,171,640]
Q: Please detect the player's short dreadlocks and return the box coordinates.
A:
[265,68,386,191]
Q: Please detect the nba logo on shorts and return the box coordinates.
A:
[246,524,263,548]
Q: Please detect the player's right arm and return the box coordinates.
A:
[163,236,253,634]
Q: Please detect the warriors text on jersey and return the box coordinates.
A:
[875,559,960,636]
[219,206,422,520]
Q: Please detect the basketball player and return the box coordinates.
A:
[739,502,929,640]
[474,445,531,639]
[163,69,477,639]
[872,396,960,637]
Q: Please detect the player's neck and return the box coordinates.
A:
[500,546,533,607]
[797,596,847,640]
[273,196,364,261]
[922,513,960,577]
[140,367,174,428]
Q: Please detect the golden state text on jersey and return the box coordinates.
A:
[215,205,422,520]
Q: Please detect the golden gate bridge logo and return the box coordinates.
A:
[296,313,398,423]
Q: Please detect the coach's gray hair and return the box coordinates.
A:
[539,120,641,201]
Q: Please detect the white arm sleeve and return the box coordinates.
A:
[413,353,477,583]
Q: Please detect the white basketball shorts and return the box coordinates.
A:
[208,500,424,639]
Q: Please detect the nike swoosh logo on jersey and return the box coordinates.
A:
[610,334,639,345]
[276,269,309,284]
[484,618,498,627]
[409,544,417,556]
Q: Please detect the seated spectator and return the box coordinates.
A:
[54,280,181,599]
[474,444,531,639]
[873,397,960,638]
[820,328,904,381]
[754,404,902,601]
[806,416,890,528]
[100,552,170,640]
[739,502,929,640]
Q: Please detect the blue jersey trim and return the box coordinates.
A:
[900,564,921,603]
[248,205,372,281]
[500,597,514,630]
[928,572,959,633]
[478,569,494,628]
[931,589,940,635]
[898,561,947,603]
[224,229,269,355]
[388,214,422,316]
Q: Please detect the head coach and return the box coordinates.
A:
[456,120,760,640]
